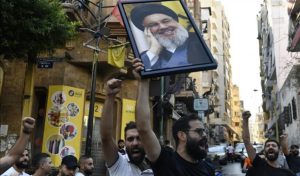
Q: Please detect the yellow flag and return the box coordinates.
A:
[162,1,192,31]
[108,43,127,68]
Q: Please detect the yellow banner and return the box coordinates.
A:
[42,85,85,167]
[121,99,136,140]
[85,101,103,118]
[81,101,104,141]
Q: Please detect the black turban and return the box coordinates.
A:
[130,4,179,31]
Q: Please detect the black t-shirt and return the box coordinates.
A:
[151,148,215,176]
[286,154,300,173]
[246,155,295,176]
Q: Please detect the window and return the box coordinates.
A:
[292,98,297,120]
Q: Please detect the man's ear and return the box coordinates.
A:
[177,131,187,142]
[40,162,45,169]
[80,162,84,169]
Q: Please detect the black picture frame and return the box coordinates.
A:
[118,0,217,78]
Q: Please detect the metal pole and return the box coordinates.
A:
[275,121,279,141]
[85,51,98,156]
[159,76,164,144]
[85,0,102,156]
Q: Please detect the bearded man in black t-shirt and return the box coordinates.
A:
[280,134,300,176]
[242,111,295,176]
[133,58,215,176]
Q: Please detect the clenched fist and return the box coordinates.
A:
[106,78,122,96]
[22,117,35,134]
[242,111,251,119]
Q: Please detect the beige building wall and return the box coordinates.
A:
[200,0,235,144]
[252,112,265,144]
[231,85,242,141]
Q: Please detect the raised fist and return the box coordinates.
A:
[106,78,122,96]
[22,117,35,134]
[242,111,251,119]
[280,134,288,141]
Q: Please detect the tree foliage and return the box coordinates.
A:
[0,0,77,60]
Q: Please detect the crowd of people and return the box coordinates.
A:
[0,117,96,176]
[1,60,300,176]
[1,69,300,176]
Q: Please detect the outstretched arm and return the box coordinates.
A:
[133,59,161,162]
[280,134,289,156]
[0,117,35,174]
[242,111,256,161]
[100,79,122,167]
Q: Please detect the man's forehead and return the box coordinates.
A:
[265,141,278,146]
[23,149,29,155]
[125,129,139,138]
[86,158,93,163]
[144,13,173,23]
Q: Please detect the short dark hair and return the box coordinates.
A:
[290,144,299,149]
[172,113,200,147]
[124,121,137,138]
[78,155,92,167]
[32,153,50,170]
[264,139,280,149]
[61,155,78,170]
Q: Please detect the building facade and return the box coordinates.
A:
[258,0,300,145]
[200,0,236,145]
[231,85,243,142]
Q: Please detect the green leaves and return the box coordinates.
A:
[0,0,77,60]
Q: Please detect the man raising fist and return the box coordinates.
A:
[0,117,35,174]
[242,111,294,176]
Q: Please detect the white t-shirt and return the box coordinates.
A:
[1,167,31,176]
[75,171,85,176]
[108,153,153,176]
[227,146,234,153]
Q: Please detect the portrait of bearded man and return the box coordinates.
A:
[130,3,212,71]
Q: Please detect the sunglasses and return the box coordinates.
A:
[66,165,77,170]
[186,128,205,136]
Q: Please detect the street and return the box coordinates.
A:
[221,162,246,176]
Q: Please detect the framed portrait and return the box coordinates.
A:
[118,0,217,78]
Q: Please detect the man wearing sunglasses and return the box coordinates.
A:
[132,58,214,176]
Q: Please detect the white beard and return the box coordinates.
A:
[154,25,189,49]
